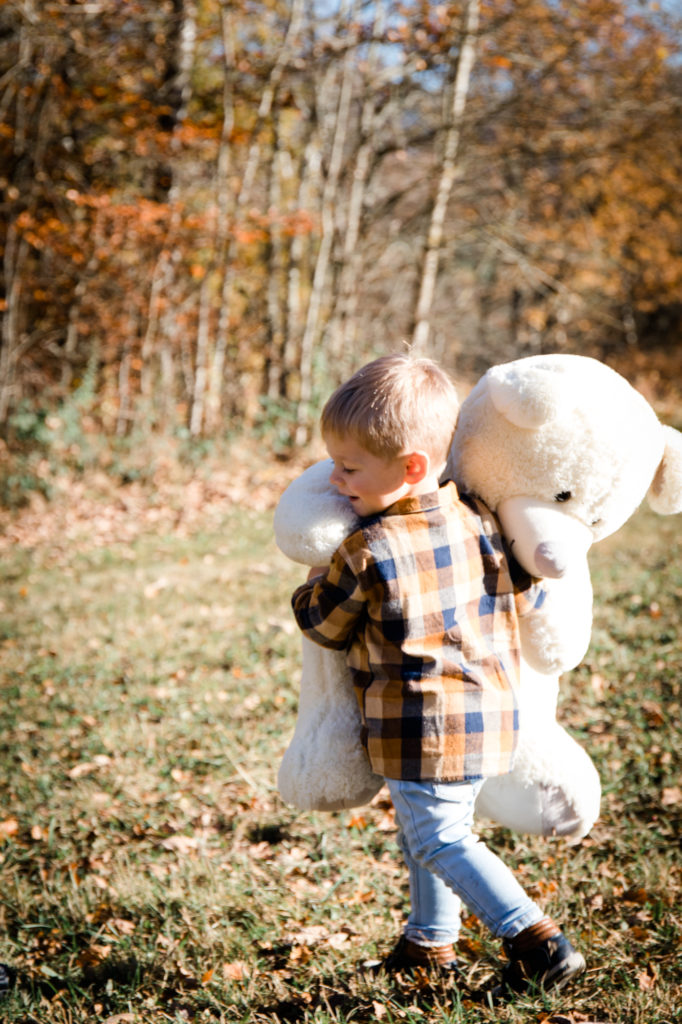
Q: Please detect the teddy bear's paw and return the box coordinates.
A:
[537,783,589,838]
[277,743,383,811]
[475,774,599,839]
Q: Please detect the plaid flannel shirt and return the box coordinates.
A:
[291,481,545,782]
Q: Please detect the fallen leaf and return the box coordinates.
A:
[76,944,113,968]
[223,960,249,981]
[289,945,312,964]
[376,808,397,831]
[622,886,649,905]
[106,918,136,936]
[637,963,657,990]
[0,818,19,840]
[641,699,664,726]
[458,935,485,957]
[144,576,171,597]
[68,761,100,779]
[372,1001,388,1019]
[285,925,328,946]
[661,786,681,807]
[160,834,200,854]
[338,889,374,906]
[590,673,606,698]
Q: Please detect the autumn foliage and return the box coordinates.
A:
[1,0,681,443]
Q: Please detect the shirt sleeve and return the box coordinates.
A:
[472,494,547,619]
[291,544,367,650]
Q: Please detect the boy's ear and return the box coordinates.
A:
[404,451,430,483]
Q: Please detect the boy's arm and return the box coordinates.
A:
[292,548,366,651]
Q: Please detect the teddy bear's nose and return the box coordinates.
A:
[535,542,569,578]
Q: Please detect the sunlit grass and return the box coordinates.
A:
[0,496,680,1022]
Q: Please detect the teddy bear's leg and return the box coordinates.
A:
[475,727,601,839]
[278,637,384,811]
[474,662,600,838]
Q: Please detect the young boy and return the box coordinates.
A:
[291,354,585,998]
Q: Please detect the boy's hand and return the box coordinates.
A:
[307,565,328,581]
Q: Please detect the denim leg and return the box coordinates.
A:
[387,778,544,940]
[397,829,462,945]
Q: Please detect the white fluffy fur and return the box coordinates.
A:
[274,355,682,837]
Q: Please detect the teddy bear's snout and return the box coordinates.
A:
[497,495,593,579]
[535,542,569,578]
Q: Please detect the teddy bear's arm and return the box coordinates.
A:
[518,563,594,675]
[274,459,360,567]
[277,637,384,810]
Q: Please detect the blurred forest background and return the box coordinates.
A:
[1,0,681,499]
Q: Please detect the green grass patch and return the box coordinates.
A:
[0,499,680,1022]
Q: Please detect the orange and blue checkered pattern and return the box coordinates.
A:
[291,481,545,782]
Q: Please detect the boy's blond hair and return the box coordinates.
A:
[321,354,459,464]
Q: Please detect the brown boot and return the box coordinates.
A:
[369,935,459,975]
[493,916,585,999]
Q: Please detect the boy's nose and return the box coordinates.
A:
[329,465,341,487]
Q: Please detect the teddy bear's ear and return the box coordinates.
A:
[647,425,682,515]
[487,360,578,428]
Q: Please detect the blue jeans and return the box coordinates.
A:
[386,778,544,945]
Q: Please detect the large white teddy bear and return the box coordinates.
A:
[274,354,682,838]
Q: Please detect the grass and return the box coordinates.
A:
[0,484,680,1023]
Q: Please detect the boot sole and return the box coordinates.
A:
[542,950,586,991]
[491,950,586,1002]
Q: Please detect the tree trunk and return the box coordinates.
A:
[206,0,305,433]
[140,0,198,427]
[324,6,387,381]
[295,1,358,445]
[411,0,479,354]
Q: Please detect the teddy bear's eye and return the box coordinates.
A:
[555,491,572,502]
[591,517,602,526]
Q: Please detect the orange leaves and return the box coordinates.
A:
[234,225,268,246]
[0,818,19,840]
[486,54,513,69]
[280,925,355,968]
[233,207,316,248]
[337,889,375,908]
[65,188,111,209]
[637,962,658,991]
[661,786,681,807]
[222,960,250,982]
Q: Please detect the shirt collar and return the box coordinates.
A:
[380,479,460,517]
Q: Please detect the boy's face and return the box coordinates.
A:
[325,433,411,517]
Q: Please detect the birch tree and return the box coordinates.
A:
[410,0,480,354]
[295,1,359,444]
